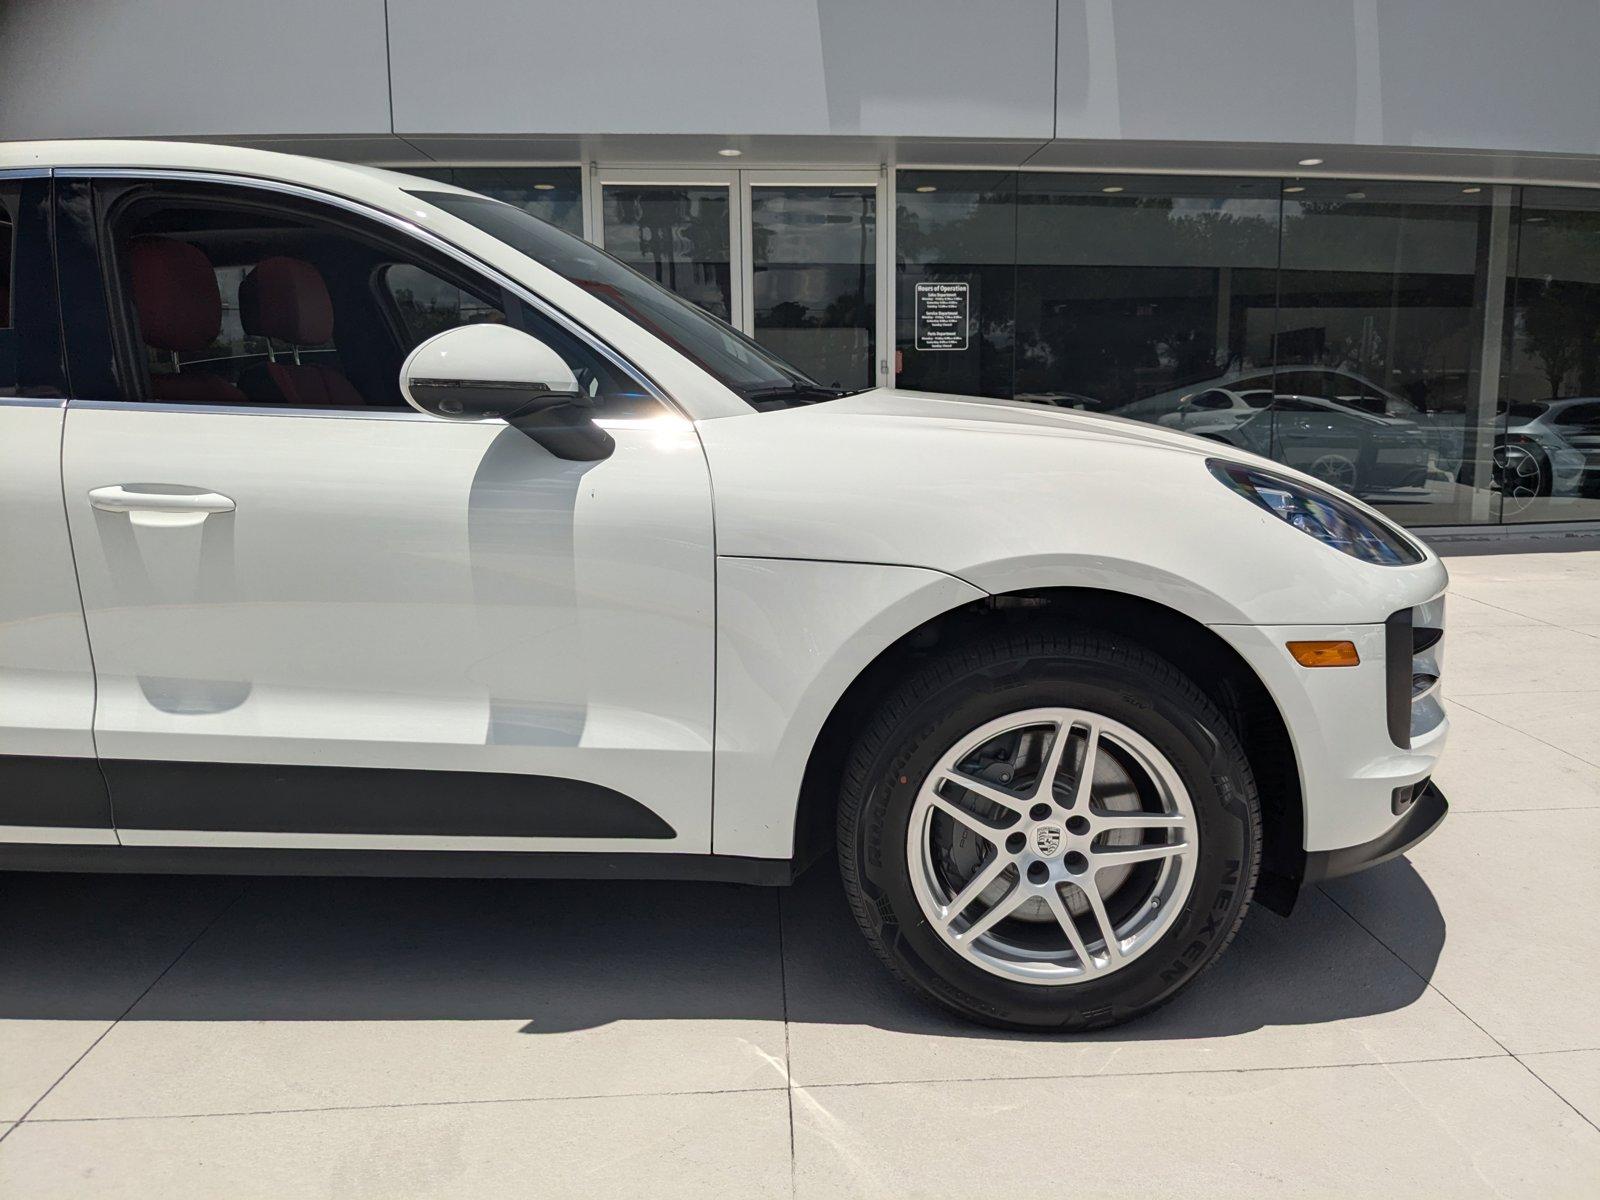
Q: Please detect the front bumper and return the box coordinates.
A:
[1210,615,1448,854]
[1302,779,1448,883]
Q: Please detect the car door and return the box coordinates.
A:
[1553,402,1600,485]
[53,174,716,854]
[0,171,115,846]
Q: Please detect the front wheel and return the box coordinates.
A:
[836,630,1261,1031]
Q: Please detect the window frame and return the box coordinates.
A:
[0,185,15,331]
[0,170,67,402]
[1554,402,1600,428]
[63,168,672,421]
[370,260,507,354]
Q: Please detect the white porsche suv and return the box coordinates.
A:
[0,142,1448,1031]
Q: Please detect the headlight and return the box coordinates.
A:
[1207,459,1424,565]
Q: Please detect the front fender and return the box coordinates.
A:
[712,556,984,859]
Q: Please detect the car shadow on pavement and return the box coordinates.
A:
[0,856,1443,1043]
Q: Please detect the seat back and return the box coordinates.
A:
[238,256,365,408]
[126,237,246,404]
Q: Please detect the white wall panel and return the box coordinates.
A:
[1,1,1597,160]
[1058,0,1600,154]
[0,0,391,139]
[386,0,1058,138]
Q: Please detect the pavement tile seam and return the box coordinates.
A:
[0,1084,796,1130]
[0,1055,1526,1133]
[773,889,798,1195]
[6,884,249,1129]
[1512,1055,1600,1137]
[1444,805,1600,814]
[787,1052,1519,1097]
[1316,883,1522,1065]
[1448,687,1600,697]
[1446,591,1561,627]
[1445,696,1600,771]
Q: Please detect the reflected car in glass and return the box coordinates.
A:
[1498,399,1600,510]
[1156,386,1274,436]
[0,141,1449,1032]
[1219,394,1433,496]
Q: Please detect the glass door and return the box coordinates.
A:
[742,171,881,391]
[589,167,886,391]
[590,169,741,322]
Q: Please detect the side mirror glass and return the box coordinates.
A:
[399,324,613,461]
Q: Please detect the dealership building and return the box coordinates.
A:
[5,0,1600,535]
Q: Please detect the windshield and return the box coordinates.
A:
[411,190,849,408]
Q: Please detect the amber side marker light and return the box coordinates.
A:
[1287,640,1361,667]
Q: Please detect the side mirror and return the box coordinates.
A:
[399,324,614,462]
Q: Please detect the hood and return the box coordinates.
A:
[737,386,1414,531]
[805,388,1230,458]
[696,385,1445,627]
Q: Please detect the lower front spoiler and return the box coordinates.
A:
[1302,780,1449,885]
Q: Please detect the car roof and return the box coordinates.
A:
[0,138,474,205]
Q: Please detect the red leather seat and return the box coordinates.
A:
[126,238,247,404]
[238,257,366,408]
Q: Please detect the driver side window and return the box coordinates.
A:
[97,180,661,419]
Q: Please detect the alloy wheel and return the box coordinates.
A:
[907,707,1198,986]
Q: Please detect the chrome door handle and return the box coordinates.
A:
[89,485,235,528]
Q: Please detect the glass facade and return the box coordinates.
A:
[897,171,1600,528]
[601,185,734,321]
[404,166,584,236]
[750,185,876,390]
[397,163,1600,528]
[1500,188,1600,523]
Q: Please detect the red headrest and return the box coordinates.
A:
[127,238,222,352]
[240,256,333,346]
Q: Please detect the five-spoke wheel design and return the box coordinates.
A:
[1492,441,1547,515]
[907,707,1198,986]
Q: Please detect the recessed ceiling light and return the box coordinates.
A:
[914,185,937,193]
[1297,157,1324,167]
[1101,185,1125,194]
[1461,185,1482,194]
[533,183,555,191]
[1345,190,1366,199]
[717,148,742,157]
[1283,185,1306,194]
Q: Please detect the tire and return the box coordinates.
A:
[836,629,1261,1032]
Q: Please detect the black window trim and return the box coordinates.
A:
[58,167,676,421]
[0,183,17,332]
[0,168,69,404]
